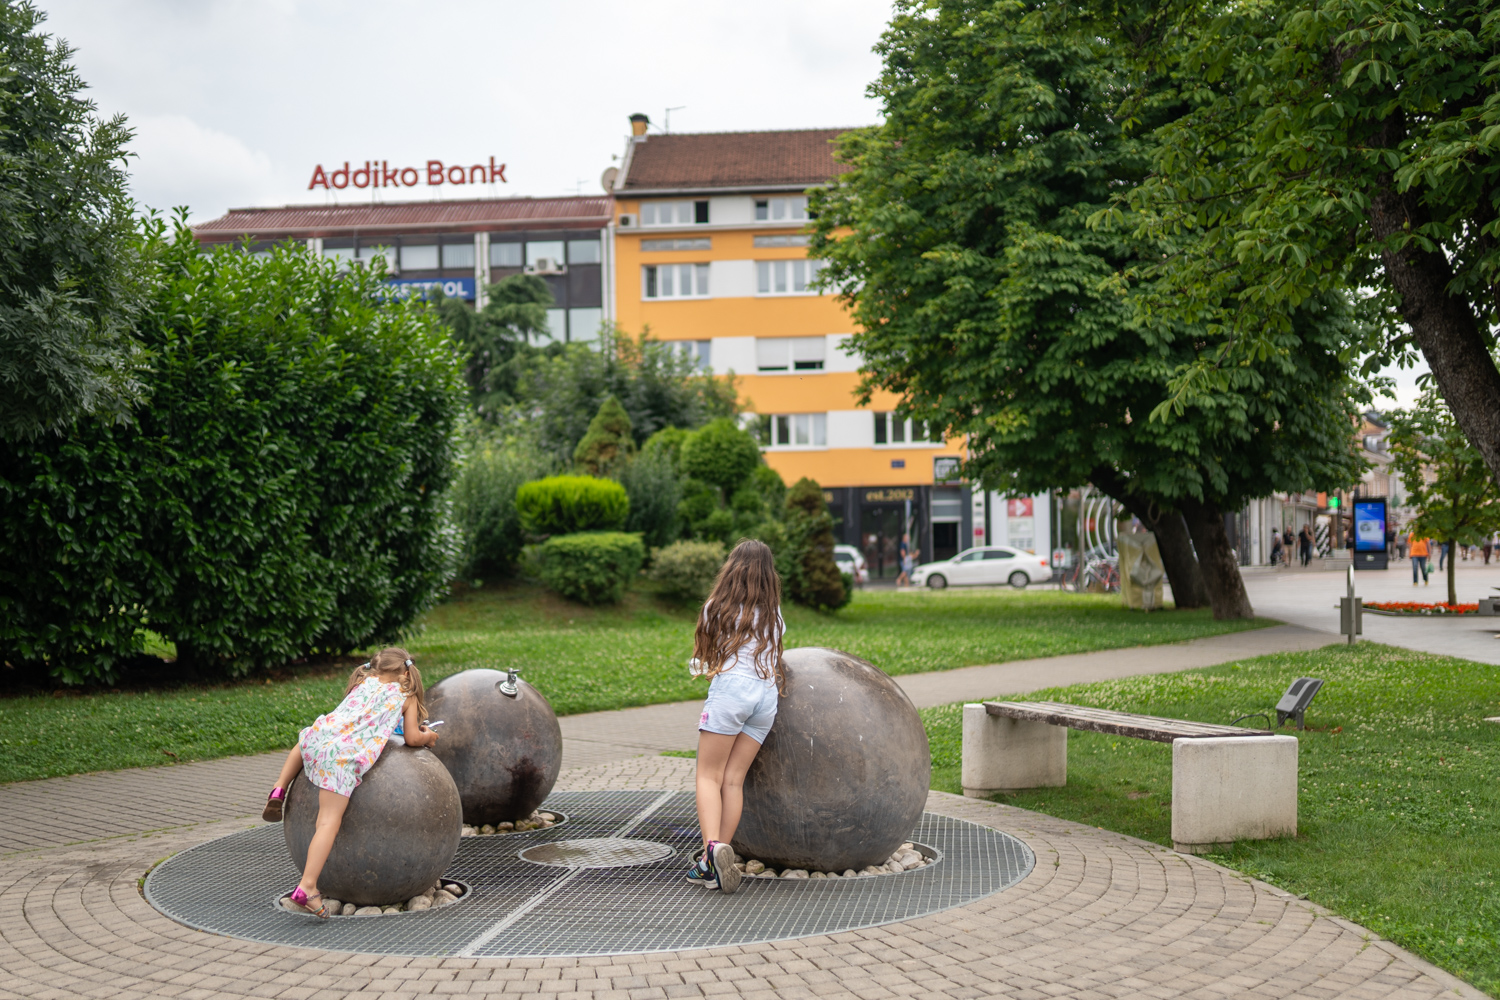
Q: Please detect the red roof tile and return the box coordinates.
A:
[618,129,854,192]
[194,196,611,241]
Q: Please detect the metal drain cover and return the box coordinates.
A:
[520,837,674,868]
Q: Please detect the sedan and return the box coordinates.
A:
[911,547,1050,589]
[832,544,869,585]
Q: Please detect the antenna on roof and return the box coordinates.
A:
[664,106,686,133]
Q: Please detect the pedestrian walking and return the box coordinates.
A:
[1484,537,1493,565]
[896,533,913,587]
[1396,533,1407,561]
[1298,525,1313,567]
[1409,534,1431,586]
[1269,530,1284,567]
[1438,541,1450,572]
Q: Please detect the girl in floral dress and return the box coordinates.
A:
[261,647,438,917]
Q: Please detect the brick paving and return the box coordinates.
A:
[0,755,1483,999]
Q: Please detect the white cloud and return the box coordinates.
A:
[126,114,277,220]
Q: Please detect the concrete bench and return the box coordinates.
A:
[961,700,1298,854]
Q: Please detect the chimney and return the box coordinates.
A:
[629,113,650,137]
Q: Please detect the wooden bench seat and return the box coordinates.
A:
[962,700,1297,854]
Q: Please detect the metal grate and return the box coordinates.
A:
[145,790,1033,959]
[520,838,675,868]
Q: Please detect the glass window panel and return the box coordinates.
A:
[813,413,827,446]
[696,340,712,370]
[757,261,770,294]
[642,203,657,225]
[400,244,438,270]
[526,241,565,267]
[874,412,888,445]
[792,259,806,292]
[678,264,693,295]
[756,338,790,370]
[791,196,809,220]
[755,200,769,221]
[793,414,810,445]
[323,247,355,265]
[774,260,788,293]
[694,200,709,224]
[644,266,658,298]
[772,198,787,220]
[567,239,601,264]
[695,263,709,296]
[490,242,522,267]
[792,337,824,370]
[543,308,566,341]
[442,243,475,269]
[892,418,906,443]
[776,415,791,445]
[661,265,674,296]
[569,308,603,343]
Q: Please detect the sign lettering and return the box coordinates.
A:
[309,158,507,191]
[864,488,915,503]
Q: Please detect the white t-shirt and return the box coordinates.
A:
[689,603,784,681]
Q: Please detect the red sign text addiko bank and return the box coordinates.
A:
[308,158,507,190]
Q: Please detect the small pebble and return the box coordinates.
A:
[900,842,914,852]
[745,860,765,874]
[782,869,809,879]
[461,825,477,837]
[843,869,857,878]
[432,890,458,907]
[497,821,515,831]
[382,906,400,914]
[480,824,496,835]
[354,906,382,916]
[443,883,463,896]
[341,903,357,916]
[407,896,432,911]
[810,871,827,879]
[322,898,342,915]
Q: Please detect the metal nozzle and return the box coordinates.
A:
[499,669,520,697]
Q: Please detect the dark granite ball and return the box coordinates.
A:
[425,669,563,826]
[283,744,462,906]
[730,646,931,872]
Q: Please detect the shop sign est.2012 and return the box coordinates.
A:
[308,158,507,190]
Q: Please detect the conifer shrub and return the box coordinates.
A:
[572,396,635,477]
[536,531,645,605]
[515,475,629,537]
[781,477,849,611]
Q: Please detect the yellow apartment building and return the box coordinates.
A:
[606,116,988,578]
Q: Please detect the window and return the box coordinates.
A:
[755,337,824,371]
[753,234,810,247]
[641,238,711,251]
[641,200,709,226]
[671,340,712,371]
[322,246,355,266]
[442,243,474,269]
[983,549,1016,560]
[768,412,827,447]
[756,258,825,295]
[526,241,565,267]
[754,196,809,221]
[567,239,602,264]
[490,242,522,267]
[569,308,603,343]
[874,413,945,445]
[958,550,985,563]
[400,244,438,270]
[642,263,709,299]
[543,308,566,341]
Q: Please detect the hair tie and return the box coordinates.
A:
[404,659,413,667]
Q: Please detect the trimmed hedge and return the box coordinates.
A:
[647,540,725,601]
[516,475,629,537]
[0,221,468,683]
[537,532,646,605]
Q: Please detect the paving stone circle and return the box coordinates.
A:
[144,788,1033,958]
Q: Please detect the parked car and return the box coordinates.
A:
[832,544,869,585]
[910,547,1050,589]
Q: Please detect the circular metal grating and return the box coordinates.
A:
[145,789,1033,959]
[520,837,674,868]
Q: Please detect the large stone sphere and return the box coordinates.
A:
[284,744,462,906]
[731,647,931,872]
[425,669,563,825]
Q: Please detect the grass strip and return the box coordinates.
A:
[3,584,1266,783]
[922,642,1500,996]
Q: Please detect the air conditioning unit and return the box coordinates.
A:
[525,257,567,275]
[618,213,638,227]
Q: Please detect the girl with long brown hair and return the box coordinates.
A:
[685,538,785,894]
[260,647,438,916]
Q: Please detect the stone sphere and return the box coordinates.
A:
[425,669,563,826]
[284,744,462,907]
[731,647,931,873]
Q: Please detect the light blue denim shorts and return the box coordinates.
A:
[699,672,780,744]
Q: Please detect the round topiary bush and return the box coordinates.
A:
[647,540,726,601]
[536,531,646,605]
[516,475,629,537]
[679,418,761,498]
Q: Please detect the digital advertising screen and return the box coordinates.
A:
[1353,499,1387,552]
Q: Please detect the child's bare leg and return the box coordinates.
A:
[273,743,303,791]
[695,731,737,846]
[715,734,763,847]
[297,789,350,894]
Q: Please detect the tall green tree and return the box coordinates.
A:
[1119,0,1500,490]
[0,3,147,440]
[810,0,1366,618]
[1388,390,1500,605]
[435,273,552,417]
[573,395,636,477]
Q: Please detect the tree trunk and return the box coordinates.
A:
[1179,500,1255,619]
[1447,541,1458,606]
[1367,115,1500,487]
[1090,465,1210,609]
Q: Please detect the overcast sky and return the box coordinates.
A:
[40,0,891,221]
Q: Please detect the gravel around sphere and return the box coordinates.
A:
[732,843,936,880]
[462,810,561,837]
[280,879,468,916]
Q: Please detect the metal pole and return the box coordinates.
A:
[1346,566,1356,645]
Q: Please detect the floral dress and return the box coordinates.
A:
[299,677,408,797]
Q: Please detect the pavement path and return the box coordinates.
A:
[0,755,1482,999]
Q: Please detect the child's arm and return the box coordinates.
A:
[401,696,438,747]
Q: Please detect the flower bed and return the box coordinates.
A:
[1363,601,1479,616]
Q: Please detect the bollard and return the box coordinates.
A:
[1339,566,1363,645]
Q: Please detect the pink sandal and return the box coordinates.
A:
[286,886,329,918]
[262,787,286,823]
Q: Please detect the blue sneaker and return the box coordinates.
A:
[685,853,717,888]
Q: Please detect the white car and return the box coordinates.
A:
[832,544,869,585]
[911,546,1050,589]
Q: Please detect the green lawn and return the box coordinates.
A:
[922,643,1500,996]
[2,584,1266,783]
